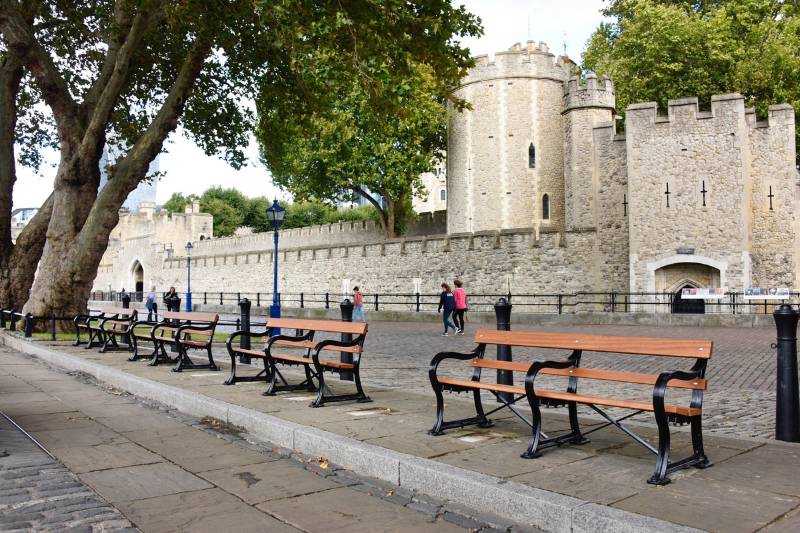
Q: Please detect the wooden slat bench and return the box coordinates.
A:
[130,311,218,371]
[225,317,370,407]
[74,307,136,350]
[98,308,138,353]
[429,329,713,485]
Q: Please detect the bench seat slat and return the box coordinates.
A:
[436,378,699,417]
[271,353,355,369]
[437,378,524,395]
[268,317,367,336]
[468,359,706,390]
[231,348,266,358]
[472,330,712,359]
[535,390,701,417]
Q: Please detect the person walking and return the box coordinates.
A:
[146,286,158,321]
[438,283,458,336]
[352,286,366,322]
[453,279,468,335]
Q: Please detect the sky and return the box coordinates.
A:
[11,0,609,210]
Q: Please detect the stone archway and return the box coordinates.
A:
[655,263,721,314]
[131,260,144,301]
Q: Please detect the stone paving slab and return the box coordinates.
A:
[0,340,542,532]
[5,331,800,532]
[0,415,135,532]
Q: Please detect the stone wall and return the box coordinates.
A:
[95,228,612,298]
[624,94,797,293]
[747,104,797,288]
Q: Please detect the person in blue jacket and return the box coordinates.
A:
[437,283,459,336]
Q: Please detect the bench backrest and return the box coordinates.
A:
[96,307,137,318]
[267,317,368,336]
[473,329,712,359]
[161,311,218,324]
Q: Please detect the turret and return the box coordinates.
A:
[562,73,616,230]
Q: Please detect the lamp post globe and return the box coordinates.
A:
[185,241,193,311]
[266,200,286,318]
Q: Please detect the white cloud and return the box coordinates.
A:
[11,1,608,210]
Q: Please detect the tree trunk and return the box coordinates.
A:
[0,196,52,311]
[22,147,106,317]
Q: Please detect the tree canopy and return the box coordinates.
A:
[161,188,378,236]
[583,0,800,162]
[0,0,482,316]
[259,63,447,237]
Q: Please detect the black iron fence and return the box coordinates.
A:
[88,290,800,315]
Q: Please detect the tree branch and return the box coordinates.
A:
[0,0,81,138]
[351,185,387,229]
[80,5,158,158]
[81,0,134,118]
[79,35,214,243]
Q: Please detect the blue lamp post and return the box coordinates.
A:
[185,241,193,311]
[266,200,286,318]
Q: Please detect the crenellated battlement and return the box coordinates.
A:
[746,103,795,130]
[562,72,615,114]
[626,93,750,125]
[460,40,572,87]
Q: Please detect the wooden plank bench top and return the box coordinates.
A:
[473,330,712,359]
[160,311,218,323]
[268,317,368,336]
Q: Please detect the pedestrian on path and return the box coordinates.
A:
[453,279,468,335]
[146,286,158,321]
[353,286,366,322]
[438,283,458,336]
[164,286,179,312]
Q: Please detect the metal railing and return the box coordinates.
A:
[87,290,799,315]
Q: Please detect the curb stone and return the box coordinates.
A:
[0,332,703,533]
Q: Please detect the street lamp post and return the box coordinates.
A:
[266,200,286,318]
[185,241,193,311]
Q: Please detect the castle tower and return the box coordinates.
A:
[561,73,615,231]
[447,42,573,233]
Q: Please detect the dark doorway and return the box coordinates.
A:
[133,261,144,301]
[672,285,705,314]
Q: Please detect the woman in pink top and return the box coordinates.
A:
[352,286,365,322]
[453,280,467,335]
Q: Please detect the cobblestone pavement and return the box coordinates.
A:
[0,346,538,533]
[0,414,135,532]
[214,319,779,439]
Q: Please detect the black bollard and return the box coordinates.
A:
[494,297,513,403]
[9,309,17,331]
[170,297,181,353]
[0,309,6,329]
[774,304,800,442]
[121,293,131,309]
[238,298,252,363]
[340,298,354,381]
[24,313,33,338]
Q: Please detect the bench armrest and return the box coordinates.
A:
[428,348,483,386]
[311,337,365,365]
[524,359,578,396]
[225,329,272,352]
[653,370,704,414]
[150,320,174,340]
[176,322,216,340]
[266,331,313,351]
